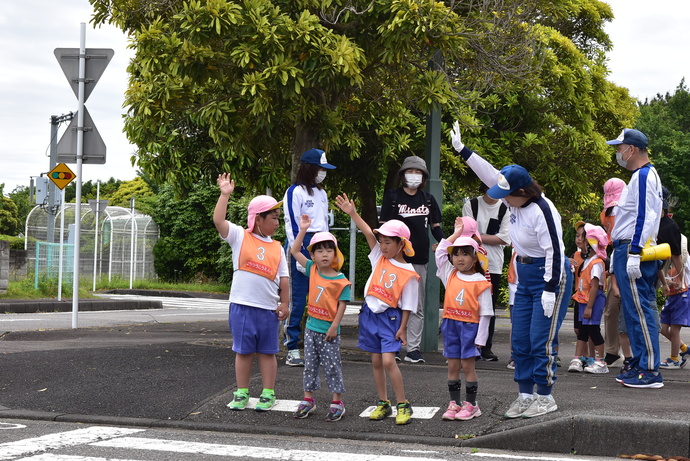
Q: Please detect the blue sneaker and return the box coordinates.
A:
[620,370,664,389]
[615,362,635,382]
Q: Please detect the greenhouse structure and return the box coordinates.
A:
[25,202,159,285]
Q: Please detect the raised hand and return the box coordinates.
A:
[217,173,235,196]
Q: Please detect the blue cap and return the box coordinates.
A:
[300,148,336,169]
[487,164,533,199]
[606,129,648,149]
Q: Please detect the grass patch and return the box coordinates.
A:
[1,275,228,300]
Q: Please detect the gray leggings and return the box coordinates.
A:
[303,328,346,394]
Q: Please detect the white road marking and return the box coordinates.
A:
[92,437,448,460]
[18,455,139,461]
[0,422,26,430]
[359,405,440,419]
[0,427,144,460]
[470,453,597,461]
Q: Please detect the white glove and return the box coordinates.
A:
[541,291,555,318]
[450,121,465,152]
[626,253,642,280]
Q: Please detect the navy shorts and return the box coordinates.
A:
[229,302,280,355]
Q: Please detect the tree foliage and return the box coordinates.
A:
[637,79,690,233]
[89,0,639,227]
[0,185,22,236]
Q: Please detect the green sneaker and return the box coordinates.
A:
[255,392,277,412]
[369,400,392,420]
[395,401,413,425]
[228,390,249,411]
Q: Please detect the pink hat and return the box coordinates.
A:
[307,232,345,270]
[460,216,482,243]
[374,220,415,257]
[446,236,479,255]
[585,223,608,260]
[247,195,282,231]
[603,178,625,209]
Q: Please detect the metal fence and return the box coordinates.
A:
[25,204,159,284]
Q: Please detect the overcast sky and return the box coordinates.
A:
[1,0,689,195]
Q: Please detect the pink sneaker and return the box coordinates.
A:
[442,400,461,420]
[455,401,482,420]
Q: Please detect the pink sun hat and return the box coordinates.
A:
[460,216,482,243]
[603,178,626,209]
[585,223,609,260]
[374,220,415,257]
[247,195,282,231]
[446,236,479,255]
[307,232,345,270]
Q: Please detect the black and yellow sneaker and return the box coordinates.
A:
[395,401,413,425]
[369,400,392,420]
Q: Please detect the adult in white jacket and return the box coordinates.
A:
[450,122,573,419]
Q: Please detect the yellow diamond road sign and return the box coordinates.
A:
[48,163,76,190]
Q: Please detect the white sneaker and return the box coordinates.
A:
[521,394,557,418]
[568,357,583,372]
[584,360,609,374]
[285,349,304,367]
[504,394,534,419]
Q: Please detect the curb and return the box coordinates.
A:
[0,298,163,314]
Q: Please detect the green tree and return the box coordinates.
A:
[0,184,22,236]
[108,176,158,216]
[637,79,690,233]
[150,181,224,282]
[90,0,544,224]
[7,186,32,232]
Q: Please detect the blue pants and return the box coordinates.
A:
[613,242,660,371]
[284,233,313,350]
[512,257,573,395]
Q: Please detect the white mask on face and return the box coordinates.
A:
[616,146,633,169]
[315,171,327,184]
[404,173,423,189]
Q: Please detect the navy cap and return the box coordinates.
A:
[487,164,533,199]
[300,148,336,169]
[606,129,648,149]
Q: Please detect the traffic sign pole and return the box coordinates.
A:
[71,23,87,329]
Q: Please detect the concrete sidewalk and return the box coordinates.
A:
[1,297,689,457]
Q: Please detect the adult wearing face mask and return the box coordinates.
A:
[606,128,664,388]
[379,156,444,364]
[283,148,337,367]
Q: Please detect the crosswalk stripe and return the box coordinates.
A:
[92,437,448,460]
[0,427,144,461]
[18,455,139,461]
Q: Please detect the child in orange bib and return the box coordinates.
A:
[436,217,493,421]
[213,173,289,413]
[335,193,419,426]
[290,215,351,422]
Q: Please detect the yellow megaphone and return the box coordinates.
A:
[640,243,671,262]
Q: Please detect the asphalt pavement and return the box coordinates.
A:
[1,293,689,458]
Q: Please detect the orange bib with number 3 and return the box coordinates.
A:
[238,230,282,280]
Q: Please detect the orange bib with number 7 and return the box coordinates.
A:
[307,265,351,321]
[238,230,282,280]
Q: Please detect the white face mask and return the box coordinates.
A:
[616,146,633,168]
[404,173,423,189]
[315,170,327,184]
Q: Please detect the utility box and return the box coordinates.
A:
[35,177,49,205]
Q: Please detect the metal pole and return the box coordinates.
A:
[57,189,66,301]
[92,180,100,291]
[349,217,357,296]
[71,23,86,329]
[129,196,135,289]
[47,117,58,243]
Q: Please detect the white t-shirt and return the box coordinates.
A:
[363,244,419,314]
[283,184,330,248]
[462,196,511,274]
[221,222,289,310]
